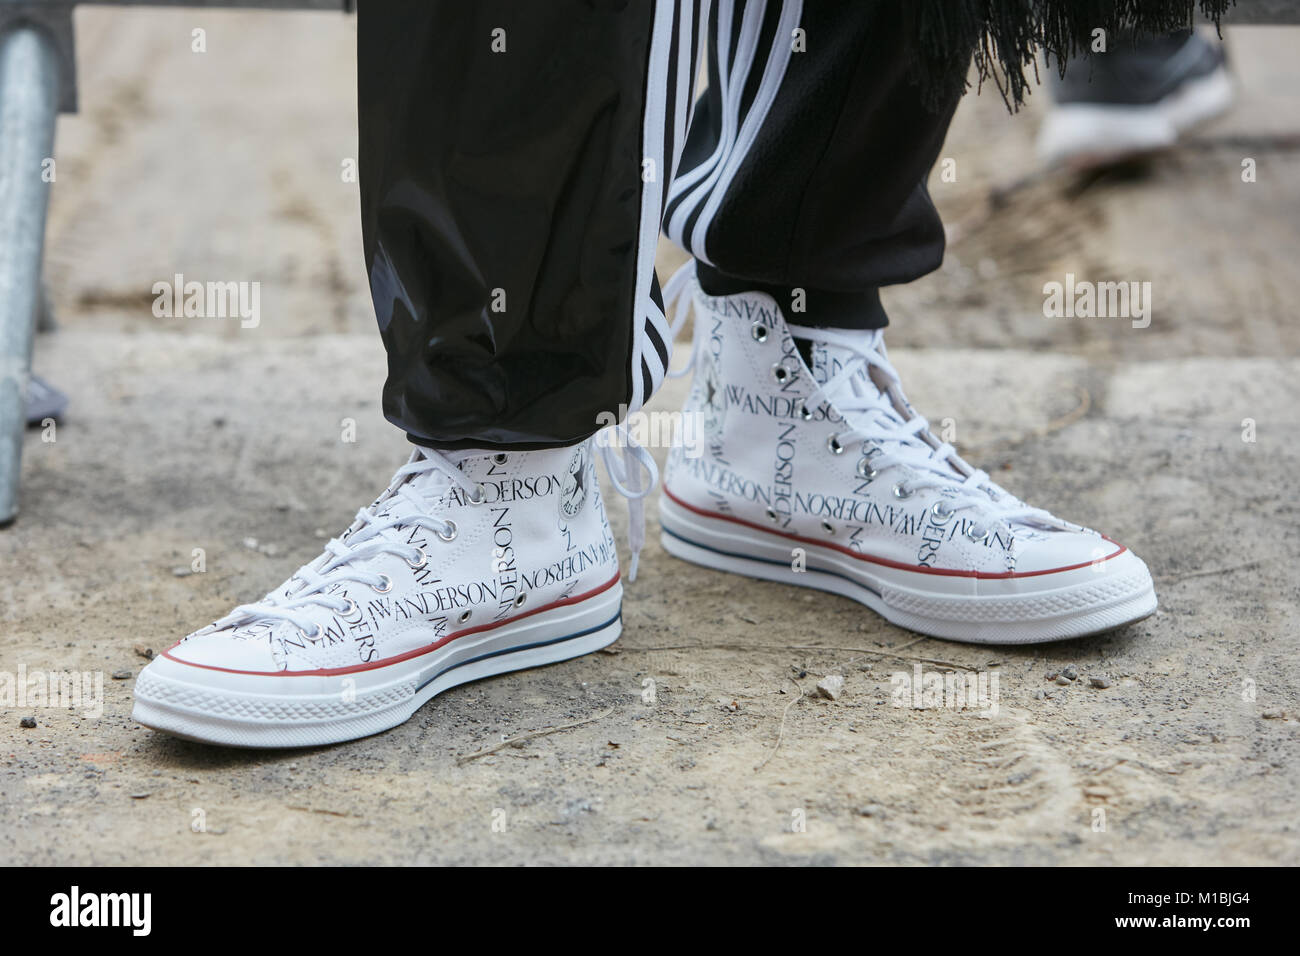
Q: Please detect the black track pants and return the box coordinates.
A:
[358,1,961,451]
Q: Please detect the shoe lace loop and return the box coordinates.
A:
[663,260,699,380]
[582,259,692,582]
[595,426,659,582]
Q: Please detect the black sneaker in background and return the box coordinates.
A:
[25,374,67,426]
[1038,31,1233,168]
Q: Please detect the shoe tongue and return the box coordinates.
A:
[806,338,857,387]
[396,465,456,503]
[798,333,895,417]
[798,333,1036,526]
[798,330,967,478]
[376,449,478,517]
[270,452,479,610]
[354,450,474,541]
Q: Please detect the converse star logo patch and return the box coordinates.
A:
[700,354,725,435]
[559,444,588,521]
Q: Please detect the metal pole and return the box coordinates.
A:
[0,21,60,524]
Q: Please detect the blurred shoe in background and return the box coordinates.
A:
[24,374,66,426]
[1038,30,1234,168]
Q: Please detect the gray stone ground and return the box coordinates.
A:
[1,10,1297,865]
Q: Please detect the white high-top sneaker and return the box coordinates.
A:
[133,441,622,747]
[659,280,1157,644]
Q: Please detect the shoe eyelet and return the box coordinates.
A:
[407,549,427,569]
[437,520,458,542]
[931,501,953,519]
[965,525,989,542]
[751,322,769,343]
[492,453,508,465]
[514,592,527,609]
[372,574,393,593]
[457,609,472,624]
[799,403,813,421]
[765,507,779,523]
[892,483,913,500]
[827,434,844,455]
[468,483,487,505]
[340,598,358,618]
[298,624,322,640]
[772,363,790,384]
[856,458,877,480]
[821,520,835,535]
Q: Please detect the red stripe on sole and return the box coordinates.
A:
[162,571,622,677]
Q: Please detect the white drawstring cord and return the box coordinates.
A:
[663,260,699,379]
[596,425,659,581]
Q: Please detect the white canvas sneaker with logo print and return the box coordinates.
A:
[659,282,1157,644]
[133,441,622,747]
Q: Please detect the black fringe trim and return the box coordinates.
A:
[905,0,1236,110]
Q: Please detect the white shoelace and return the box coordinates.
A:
[792,324,1057,537]
[217,447,482,636]
[663,260,699,380]
[581,263,696,581]
[595,427,658,581]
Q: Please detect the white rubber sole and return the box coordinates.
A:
[132,580,622,748]
[1038,64,1233,168]
[660,494,1156,645]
